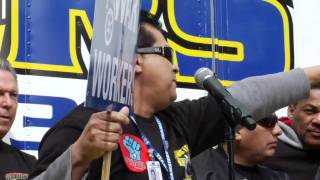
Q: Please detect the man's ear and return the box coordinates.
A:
[287,105,296,119]
[235,131,242,141]
[135,54,143,73]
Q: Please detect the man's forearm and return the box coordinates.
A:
[302,65,320,86]
[32,146,87,180]
[228,68,309,120]
[71,143,90,180]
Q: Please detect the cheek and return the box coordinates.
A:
[298,121,311,132]
[293,115,310,132]
[158,70,173,84]
[10,103,18,117]
[241,133,260,146]
[245,131,269,147]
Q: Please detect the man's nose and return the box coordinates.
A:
[312,112,320,125]
[272,123,283,137]
[173,63,179,74]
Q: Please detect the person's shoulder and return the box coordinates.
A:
[0,141,36,166]
[44,103,97,135]
[56,103,97,128]
[38,103,97,153]
[192,146,226,165]
[192,146,227,180]
[15,148,37,166]
[258,164,291,180]
[167,96,216,112]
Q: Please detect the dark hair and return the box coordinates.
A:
[137,11,163,48]
[0,59,17,81]
[290,82,320,106]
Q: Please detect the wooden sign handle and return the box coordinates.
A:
[101,151,112,180]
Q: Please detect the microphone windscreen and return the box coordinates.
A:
[194,67,213,89]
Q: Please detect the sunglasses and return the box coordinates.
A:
[136,46,173,63]
[257,115,278,128]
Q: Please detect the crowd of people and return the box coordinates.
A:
[1,10,320,180]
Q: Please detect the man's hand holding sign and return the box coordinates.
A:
[72,107,130,179]
[73,0,140,179]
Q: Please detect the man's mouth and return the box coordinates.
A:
[268,141,278,149]
[0,116,11,124]
[309,130,320,137]
[307,127,320,137]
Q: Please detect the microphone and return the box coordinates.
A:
[195,68,256,130]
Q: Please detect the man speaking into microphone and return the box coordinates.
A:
[31,11,320,180]
[192,68,292,180]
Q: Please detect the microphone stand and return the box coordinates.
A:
[217,93,251,180]
[209,0,238,177]
[226,125,235,180]
[220,98,245,180]
[196,70,256,180]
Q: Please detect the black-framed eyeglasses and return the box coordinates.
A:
[136,46,173,63]
[257,115,278,128]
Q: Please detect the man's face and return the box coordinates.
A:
[0,70,18,139]
[236,121,282,165]
[289,89,320,149]
[137,24,179,105]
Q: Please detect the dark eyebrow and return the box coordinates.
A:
[302,104,320,112]
[303,104,318,108]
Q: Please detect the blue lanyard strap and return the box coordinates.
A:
[130,115,175,180]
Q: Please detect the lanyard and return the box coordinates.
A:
[130,115,175,180]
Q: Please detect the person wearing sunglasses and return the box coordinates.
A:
[31,10,320,180]
[192,114,291,180]
[263,85,320,180]
[136,46,174,64]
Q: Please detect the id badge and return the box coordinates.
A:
[147,161,163,180]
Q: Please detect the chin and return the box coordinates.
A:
[170,93,177,101]
[265,150,276,157]
[168,88,177,100]
[304,140,320,149]
[0,130,8,139]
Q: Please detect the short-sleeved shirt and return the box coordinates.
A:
[31,96,226,180]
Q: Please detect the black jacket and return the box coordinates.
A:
[192,145,291,180]
[263,127,320,180]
